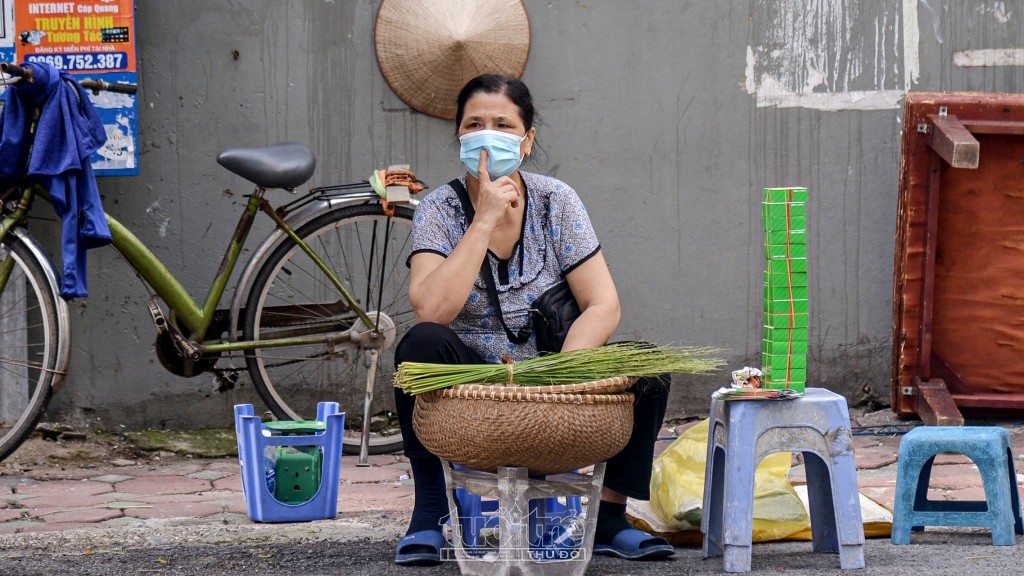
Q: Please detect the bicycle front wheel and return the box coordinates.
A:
[0,233,64,462]
[244,203,415,455]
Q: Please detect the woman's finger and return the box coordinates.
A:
[478,148,491,185]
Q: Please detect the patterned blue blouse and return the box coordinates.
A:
[409,172,601,362]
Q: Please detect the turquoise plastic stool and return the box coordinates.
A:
[234,403,345,523]
[701,387,865,572]
[891,425,1023,545]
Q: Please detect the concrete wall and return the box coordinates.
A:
[43,0,1024,429]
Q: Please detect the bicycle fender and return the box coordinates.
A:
[9,228,73,392]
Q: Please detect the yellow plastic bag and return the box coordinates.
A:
[649,418,810,542]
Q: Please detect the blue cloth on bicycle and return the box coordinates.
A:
[0,61,111,299]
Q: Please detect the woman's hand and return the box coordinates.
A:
[409,150,519,324]
[473,149,521,231]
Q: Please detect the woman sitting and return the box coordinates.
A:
[393,74,675,565]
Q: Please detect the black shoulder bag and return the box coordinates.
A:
[448,179,581,353]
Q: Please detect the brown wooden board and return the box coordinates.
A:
[893,93,1024,419]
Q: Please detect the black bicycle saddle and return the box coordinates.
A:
[216,142,317,190]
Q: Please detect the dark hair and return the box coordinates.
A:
[454,75,536,134]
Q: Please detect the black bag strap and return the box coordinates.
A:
[448,178,531,344]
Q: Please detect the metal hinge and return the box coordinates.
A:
[901,386,916,396]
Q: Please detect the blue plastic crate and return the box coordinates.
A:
[234,403,344,523]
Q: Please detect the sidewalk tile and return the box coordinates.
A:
[342,455,407,467]
[136,493,226,504]
[0,477,38,490]
[212,474,242,491]
[104,491,143,500]
[33,507,123,524]
[337,484,413,513]
[853,444,899,470]
[94,501,149,510]
[123,463,206,477]
[188,469,235,481]
[89,474,136,484]
[860,486,895,509]
[207,460,241,471]
[115,475,211,495]
[200,498,243,509]
[0,509,24,522]
[143,516,234,528]
[0,520,42,534]
[853,476,898,488]
[0,493,38,504]
[124,500,225,520]
[100,516,148,528]
[16,521,97,533]
[18,471,97,482]
[201,489,243,500]
[932,453,973,466]
[341,465,407,484]
[925,464,984,489]
[944,486,987,501]
[15,479,114,497]
[20,492,123,510]
[202,512,249,524]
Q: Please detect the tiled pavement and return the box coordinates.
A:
[0,452,414,534]
[1,409,1022,536]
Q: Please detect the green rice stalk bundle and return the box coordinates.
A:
[394,342,725,395]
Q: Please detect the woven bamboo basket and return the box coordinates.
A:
[412,376,636,475]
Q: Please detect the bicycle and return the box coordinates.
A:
[0,62,423,462]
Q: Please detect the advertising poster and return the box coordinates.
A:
[0,0,13,75]
[12,0,138,175]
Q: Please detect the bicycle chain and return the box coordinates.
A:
[209,351,333,393]
[211,349,333,374]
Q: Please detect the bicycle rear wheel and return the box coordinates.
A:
[0,233,64,462]
[244,203,415,455]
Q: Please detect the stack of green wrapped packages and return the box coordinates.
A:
[762,187,808,393]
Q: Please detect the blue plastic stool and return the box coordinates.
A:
[453,469,584,549]
[891,426,1023,545]
[234,403,345,523]
[701,387,865,572]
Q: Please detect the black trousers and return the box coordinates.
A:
[393,322,670,500]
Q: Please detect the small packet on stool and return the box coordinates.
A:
[731,367,764,389]
[713,367,796,400]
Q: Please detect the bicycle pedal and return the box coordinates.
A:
[213,371,239,393]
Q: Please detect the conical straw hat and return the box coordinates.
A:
[374,0,531,120]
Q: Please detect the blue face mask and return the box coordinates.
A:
[459,129,526,179]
